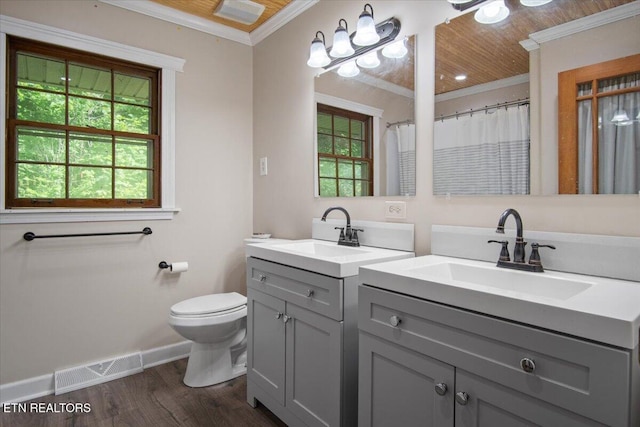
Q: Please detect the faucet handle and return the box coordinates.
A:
[529,243,556,266]
[488,240,510,262]
[334,227,346,241]
[351,228,364,245]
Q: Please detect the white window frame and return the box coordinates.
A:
[0,15,185,224]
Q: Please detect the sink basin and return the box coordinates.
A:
[359,255,640,349]
[408,262,593,301]
[273,241,368,258]
[246,239,413,278]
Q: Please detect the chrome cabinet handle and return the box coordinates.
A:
[282,315,292,324]
[434,383,448,396]
[455,391,469,406]
[275,312,283,320]
[258,274,267,282]
[389,315,401,327]
[306,289,314,298]
[520,357,536,373]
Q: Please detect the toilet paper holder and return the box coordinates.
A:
[159,261,189,273]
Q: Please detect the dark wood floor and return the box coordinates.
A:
[0,359,286,427]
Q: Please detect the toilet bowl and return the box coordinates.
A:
[169,292,247,387]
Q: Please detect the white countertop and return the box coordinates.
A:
[359,255,640,349]
[246,239,414,278]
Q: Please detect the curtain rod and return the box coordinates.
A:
[437,98,530,122]
[386,119,414,128]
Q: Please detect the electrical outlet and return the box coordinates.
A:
[385,201,406,219]
[259,157,268,176]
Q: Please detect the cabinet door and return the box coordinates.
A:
[286,303,342,427]
[247,289,286,405]
[455,370,604,427]
[359,332,455,427]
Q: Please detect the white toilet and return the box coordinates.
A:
[168,292,247,387]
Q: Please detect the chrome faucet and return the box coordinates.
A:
[489,208,555,272]
[320,206,363,247]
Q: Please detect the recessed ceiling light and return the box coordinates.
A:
[455,74,467,81]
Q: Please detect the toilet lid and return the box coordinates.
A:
[170,292,247,316]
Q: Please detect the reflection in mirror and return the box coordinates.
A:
[433,0,635,196]
[558,56,640,194]
[315,35,415,197]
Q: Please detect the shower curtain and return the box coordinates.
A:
[386,123,416,196]
[578,74,639,194]
[433,105,530,195]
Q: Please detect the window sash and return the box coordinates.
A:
[5,36,161,208]
[317,103,373,197]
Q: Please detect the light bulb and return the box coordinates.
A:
[307,32,331,68]
[382,39,408,59]
[330,19,354,58]
[475,0,510,24]
[353,4,380,46]
[337,61,360,78]
[520,0,553,6]
[356,50,380,69]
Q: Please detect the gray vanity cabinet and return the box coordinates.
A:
[246,257,358,427]
[358,284,638,427]
[359,332,455,426]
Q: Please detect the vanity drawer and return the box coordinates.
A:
[358,285,632,427]
[247,257,343,321]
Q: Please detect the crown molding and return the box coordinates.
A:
[99,0,318,46]
[520,2,640,51]
[250,0,319,45]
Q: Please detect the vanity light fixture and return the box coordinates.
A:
[448,0,487,12]
[356,50,381,69]
[307,13,401,72]
[475,0,510,24]
[611,109,632,126]
[353,3,380,46]
[520,0,553,6]
[337,61,360,78]
[381,37,408,59]
[307,31,331,68]
[330,19,355,58]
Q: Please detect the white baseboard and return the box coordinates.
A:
[0,340,191,404]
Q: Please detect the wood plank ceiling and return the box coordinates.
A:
[150,0,292,33]
[435,0,634,95]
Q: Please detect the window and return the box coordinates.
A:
[558,54,640,194]
[6,36,160,208]
[317,103,373,197]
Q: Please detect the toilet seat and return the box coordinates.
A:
[170,292,247,317]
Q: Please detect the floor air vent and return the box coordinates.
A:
[54,352,143,395]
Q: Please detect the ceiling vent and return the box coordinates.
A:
[214,0,266,25]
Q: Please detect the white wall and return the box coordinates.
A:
[252,0,640,257]
[0,1,253,384]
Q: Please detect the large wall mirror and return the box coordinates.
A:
[433,0,638,196]
[314,35,416,197]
